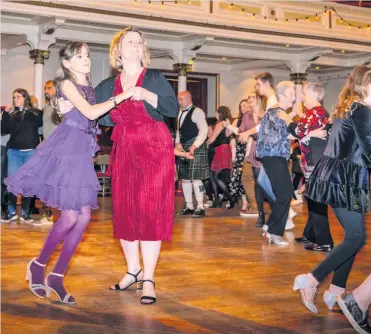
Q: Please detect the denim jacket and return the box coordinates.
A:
[256,107,290,160]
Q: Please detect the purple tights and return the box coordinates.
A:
[30,206,91,302]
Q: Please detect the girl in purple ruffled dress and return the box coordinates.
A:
[5,41,133,304]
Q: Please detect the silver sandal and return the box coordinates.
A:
[45,272,76,305]
[25,257,47,299]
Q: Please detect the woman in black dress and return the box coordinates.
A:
[293,66,371,314]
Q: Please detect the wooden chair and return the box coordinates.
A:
[95,154,111,197]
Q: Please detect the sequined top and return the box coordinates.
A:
[256,107,290,160]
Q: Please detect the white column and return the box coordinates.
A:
[173,63,190,93]
[289,73,308,117]
[34,63,44,108]
[294,82,303,116]
[286,60,310,117]
[29,49,50,109]
[178,75,187,93]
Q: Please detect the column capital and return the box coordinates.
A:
[183,36,214,51]
[173,63,191,76]
[169,48,196,65]
[29,49,50,65]
[286,49,333,74]
[286,59,311,74]
[289,72,308,85]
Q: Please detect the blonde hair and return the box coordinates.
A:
[109,26,150,71]
[247,90,265,113]
[332,65,371,119]
[276,81,295,99]
[303,81,325,102]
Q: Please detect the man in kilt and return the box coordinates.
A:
[176,91,209,218]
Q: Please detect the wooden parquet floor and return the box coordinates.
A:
[1,198,370,334]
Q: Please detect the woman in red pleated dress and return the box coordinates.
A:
[95,27,179,304]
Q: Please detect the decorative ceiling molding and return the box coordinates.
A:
[8,0,371,47]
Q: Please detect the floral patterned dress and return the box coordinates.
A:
[288,106,328,180]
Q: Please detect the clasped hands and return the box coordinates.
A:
[126,86,148,102]
[57,87,149,115]
[175,143,197,156]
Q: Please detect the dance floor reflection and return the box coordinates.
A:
[1,198,370,333]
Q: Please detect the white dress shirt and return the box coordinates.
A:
[175,105,208,148]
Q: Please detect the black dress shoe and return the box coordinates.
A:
[337,293,371,334]
[256,212,265,227]
[176,207,194,216]
[192,208,205,218]
[305,243,333,252]
[295,236,316,244]
[210,201,222,208]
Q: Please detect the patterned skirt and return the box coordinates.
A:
[177,139,209,180]
[229,141,247,197]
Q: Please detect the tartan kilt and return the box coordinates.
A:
[177,139,209,180]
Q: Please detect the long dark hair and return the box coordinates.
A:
[54,41,90,115]
[54,41,90,90]
[238,99,249,119]
[217,106,233,123]
[10,88,33,114]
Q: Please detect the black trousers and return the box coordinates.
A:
[303,198,333,245]
[262,157,293,236]
[312,207,366,288]
[292,173,303,199]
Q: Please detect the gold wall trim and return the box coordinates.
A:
[12,1,371,47]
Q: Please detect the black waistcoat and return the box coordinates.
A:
[179,106,198,144]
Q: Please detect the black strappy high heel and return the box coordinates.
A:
[110,269,143,291]
[140,280,156,305]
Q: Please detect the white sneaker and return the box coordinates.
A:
[1,213,18,223]
[285,218,295,230]
[27,220,44,226]
[39,216,54,225]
